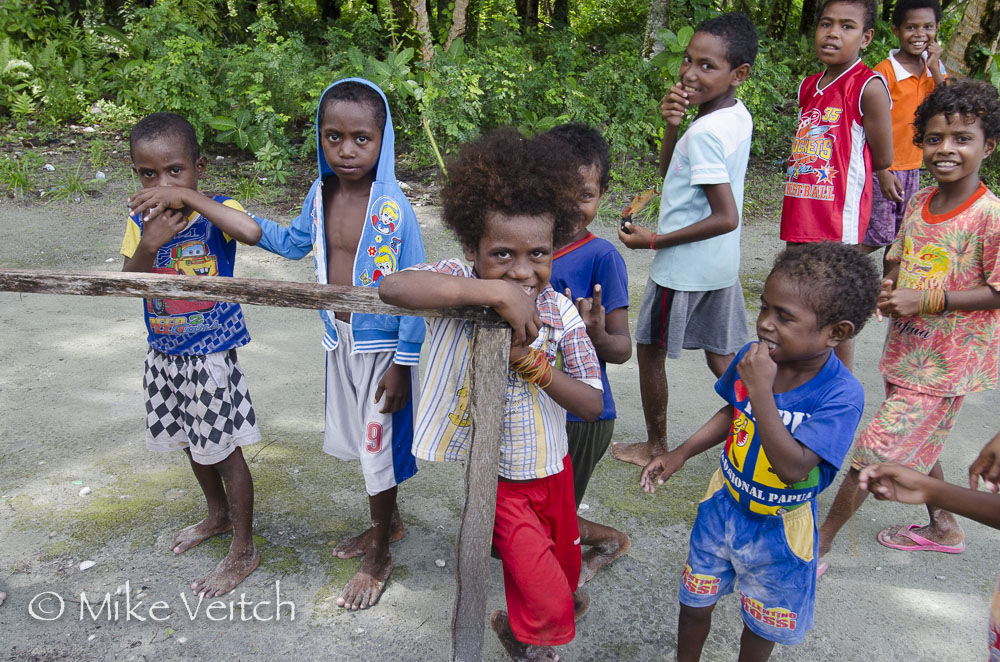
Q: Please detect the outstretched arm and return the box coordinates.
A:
[737,342,821,484]
[861,461,1000,530]
[640,405,732,493]
[129,187,261,245]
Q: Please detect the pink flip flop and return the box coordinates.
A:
[877,524,965,553]
[816,560,829,579]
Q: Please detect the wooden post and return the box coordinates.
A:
[450,323,510,662]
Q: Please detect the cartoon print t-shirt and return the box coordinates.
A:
[714,343,864,516]
[121,195,251,355]
[882,184,1000,396]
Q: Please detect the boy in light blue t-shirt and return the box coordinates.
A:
[614,13,757,468]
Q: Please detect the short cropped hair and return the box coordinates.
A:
[892,0,942,26]
[769,242,880,335]
[913,78,1000,146]
[441,128,583,249]
[318,81,386,131]
[817,0,878,32]
[696,12,759,68]
[547,123,611,190]
[129,112,200,164]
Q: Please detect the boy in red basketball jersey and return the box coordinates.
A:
[779,0,893,370]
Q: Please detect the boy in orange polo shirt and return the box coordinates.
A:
[861,0,946,264]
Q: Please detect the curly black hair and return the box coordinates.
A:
[696,12,759,68]
[547,122,611,190]
[892,0,941,26]
[912,78,1000,146]
[769,242,880,335]
[319,80,386,131]
[441,128,583,250]
[817,0,878,32]
[130,112,200,164]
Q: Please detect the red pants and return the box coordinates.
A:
[493,458,581,646]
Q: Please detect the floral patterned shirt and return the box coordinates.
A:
[882,184,1000,396]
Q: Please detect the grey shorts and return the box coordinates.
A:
[635,278,749,359]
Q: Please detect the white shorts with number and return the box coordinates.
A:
[324,319,419,496]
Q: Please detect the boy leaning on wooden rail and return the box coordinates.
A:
[380,128,602,662]
[121,111,264,598]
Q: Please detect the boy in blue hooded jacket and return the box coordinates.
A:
[253,79,425,610]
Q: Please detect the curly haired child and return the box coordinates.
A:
[818,78,1000,569]
[380,128,602,661]
[640,241,880,660]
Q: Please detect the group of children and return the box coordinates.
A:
[118,0,1000,658]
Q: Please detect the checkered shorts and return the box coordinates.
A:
[144,348,260,465]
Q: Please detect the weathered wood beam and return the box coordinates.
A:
[0,269,502,323]
[450,324,509,662]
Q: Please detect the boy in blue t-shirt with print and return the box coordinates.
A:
[122,112,264,599]
[547,123,632,585]
[640,242,880,660]
[614,13,757,469]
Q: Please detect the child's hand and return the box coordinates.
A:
[129,186,193,222]
[640,451,685,493]
[140,208,189,249]
[969,431,1000,492]
[660,84,690,128]
[566,285,607,342]
[926,40,942,70]
[877,286,921,318]
[876,169,904,204]
[736,341,777,397]
[492,281,542,347]
[618,221,653,250]
[374,363,411,414]
[859,463,933,505]
[875,278,894,321]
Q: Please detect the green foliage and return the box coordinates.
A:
[47,160,105,201]
[0,154,33,198]
[649,26,694,81]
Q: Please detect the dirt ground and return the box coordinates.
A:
[2,158,999,662]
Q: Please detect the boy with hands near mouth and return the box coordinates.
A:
[614,13,757,468]
[641,242,880,661]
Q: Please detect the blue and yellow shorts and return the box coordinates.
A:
[679,470,817,645]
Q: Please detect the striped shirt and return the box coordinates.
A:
[411,259,603,480]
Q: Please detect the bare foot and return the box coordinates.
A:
[171,516,233,554]
[333,509,405,559]
[573,589,590,621]
[337,552,393,610]
[490,609,560,661]
[878,522,965,549]
[190,544,259,597]
[579,531,631,587]
[610,441,665,467]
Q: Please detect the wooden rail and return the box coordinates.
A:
[0,268,509,662]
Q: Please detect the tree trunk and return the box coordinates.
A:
[881,0,896,24]
[941,0,999,77]
[800,0,818,35]
[317,0,341,22]
[553,0,569,28]
[410,0,435,61]
[768,0,793,38]
[642,0,670,58]
[463,0,481,44]
[515,0,539,30]
[446,0,471,47]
